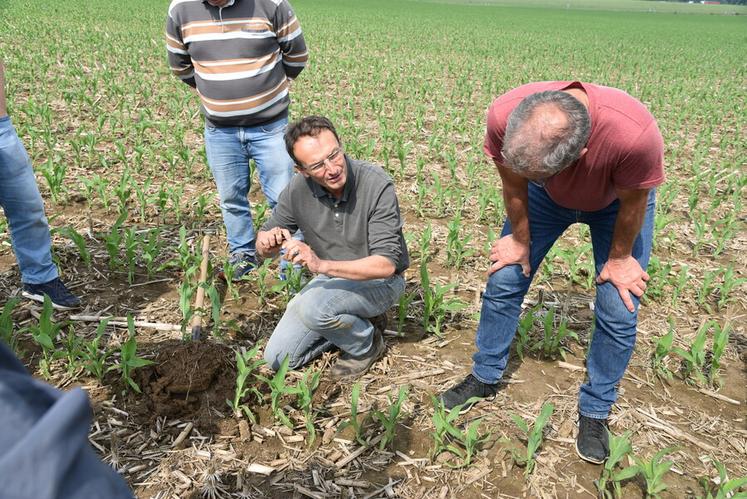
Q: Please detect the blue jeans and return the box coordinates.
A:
[0,116,58,284]
[263,274,405,370]
[204,116,295,255]
[472,183,656,419]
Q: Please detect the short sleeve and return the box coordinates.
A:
[367,183,404,266]
[612,119,665,190]
[483,100,507,162]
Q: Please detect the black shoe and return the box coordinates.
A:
[575,415,610,464]
[440,374,498,412]
[217,252,257,282]
[22,278,81,311]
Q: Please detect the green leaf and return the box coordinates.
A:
[510,414,529,434]
[613,465,641,481]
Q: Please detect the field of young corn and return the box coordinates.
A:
[0,0,745,497]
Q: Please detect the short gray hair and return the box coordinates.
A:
[501,90,591,177]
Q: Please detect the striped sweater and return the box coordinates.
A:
[166,0,307,127]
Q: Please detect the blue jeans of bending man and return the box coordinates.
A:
[204,116,296,256]
[472,182,656,419]
[0,116,58,284]
[264,274,405,370]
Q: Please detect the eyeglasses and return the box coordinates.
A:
[304,146,343,173]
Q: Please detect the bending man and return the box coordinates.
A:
[440,82,664,464]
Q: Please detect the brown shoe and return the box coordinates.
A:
[330,328,386,379]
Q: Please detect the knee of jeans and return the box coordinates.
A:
[483,265,530,301]
[297,305,352,332]
[263,344,298,371]
[595,287,638,340]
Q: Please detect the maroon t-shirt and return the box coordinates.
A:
[484,81,665,212]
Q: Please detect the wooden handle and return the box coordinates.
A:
[190,235,211,338]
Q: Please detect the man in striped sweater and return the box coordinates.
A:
[166,0,308,278]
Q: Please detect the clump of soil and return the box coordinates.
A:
[131,340,236,430]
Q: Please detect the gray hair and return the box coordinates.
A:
[501,90,591,177]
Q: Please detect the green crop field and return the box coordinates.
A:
[0,0,745,497]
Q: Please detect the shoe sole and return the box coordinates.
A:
[22,291,78,311]
[574,439,606,465]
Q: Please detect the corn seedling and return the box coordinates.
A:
[397,289,416,335]
[133,177,152,223]
[123,227,138,284]
[254,259,273,306]
[514,305,537,361]
[508,402,554,477]
[271,265,307,306]
[114,170,133,214]
[670,265,691,307]
[630,446,678,499]
[645,256,673,303]
[446,211,475,269]
[61,326,85,375]
[651,320,675,381]
[28,295,63,379]
[40,156,67,203]
[226,343,265,423]
[707,320,731,388]
[55,226,92,268]
[294,369,322,446]
[102,212,127,270]
[109,315,154,393]
[204,282,223,337]
[138,228,162,278]
[717,265,746,310]
[0,298,21,353]
[418,223,432,263]
[80,319,112,381]
[372,385,409,450]
[178,276,196,331]
[420,262,467,337]
[596,430,638,499]
[698,268,721,311]
[430,172,447,217]
[698,459,747,499]
[193,192,209,224]
[672,321,708,385]
[430,396,489,468]
[339,382,368,446]
[532,308,578,360]
[252,200,269,232]
[258,355,296,429]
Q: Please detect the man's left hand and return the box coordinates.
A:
[596,256,649,313]
[282,240,323,273]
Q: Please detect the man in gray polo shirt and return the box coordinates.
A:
[258,116,409,379]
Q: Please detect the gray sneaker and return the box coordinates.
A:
[330,327,386,379]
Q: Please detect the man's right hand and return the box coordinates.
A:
[488,234,531,277]
[256,227,292,257]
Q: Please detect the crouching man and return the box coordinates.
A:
[258,116,409,379]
